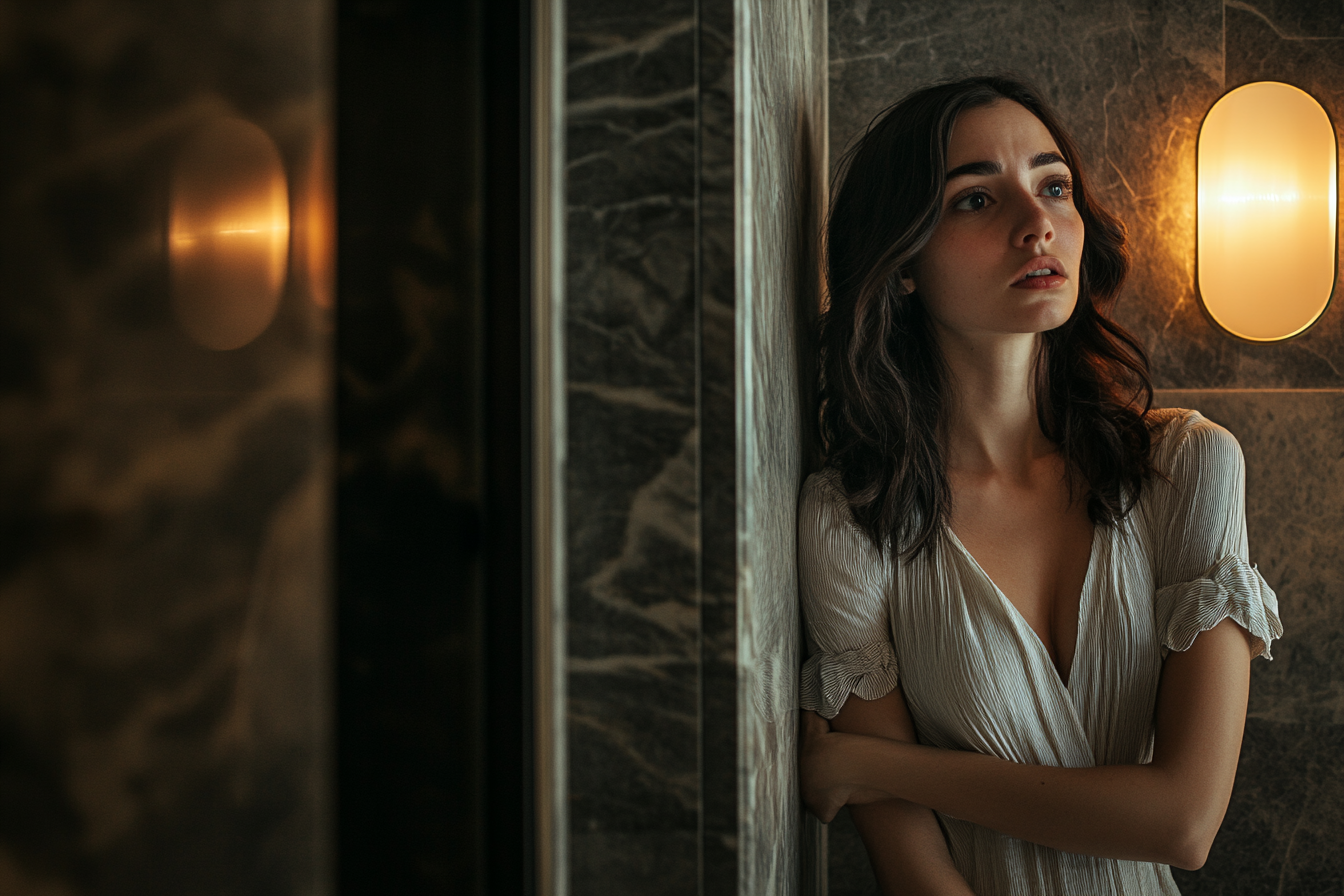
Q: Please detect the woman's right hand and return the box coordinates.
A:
[799,709,892,822]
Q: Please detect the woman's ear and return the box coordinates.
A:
[900,274,916,295]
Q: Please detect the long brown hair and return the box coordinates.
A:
[820,75,1156,560]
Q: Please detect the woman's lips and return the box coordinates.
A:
[1010,273,1068,289]
[1010,256,1067,289]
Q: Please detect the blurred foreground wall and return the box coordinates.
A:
[0,2,332,893]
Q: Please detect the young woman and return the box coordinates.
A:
[797,76,1283,894]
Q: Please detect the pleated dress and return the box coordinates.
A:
[798,408,1283,895]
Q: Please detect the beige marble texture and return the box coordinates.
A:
[735,0,827,892]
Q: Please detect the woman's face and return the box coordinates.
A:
[910,100,1085,342]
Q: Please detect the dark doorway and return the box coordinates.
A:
[336,0,532,892]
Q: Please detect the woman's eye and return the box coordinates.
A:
[955,191,989,212]
[1044,180,1071,198]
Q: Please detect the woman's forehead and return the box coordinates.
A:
[946,101,1064,169]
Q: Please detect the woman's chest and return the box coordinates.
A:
[948,464,1096,684]
[889,527,1166,766]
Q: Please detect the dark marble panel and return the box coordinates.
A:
[698,0,739,890]
[564,1,702,890]
[0,1,331,893]
[571,832,699,895]
[1227,0,1344,38]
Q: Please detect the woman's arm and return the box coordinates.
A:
[829,689,975,895]
[803,618,1254,870]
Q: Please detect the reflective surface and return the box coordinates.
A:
[170,117,290,351]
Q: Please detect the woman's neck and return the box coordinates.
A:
[936,326,1054,479]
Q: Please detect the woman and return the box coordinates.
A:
[797,76,1282,894]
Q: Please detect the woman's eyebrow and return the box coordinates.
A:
[946,160,1000,181]
[945,151,1068,182]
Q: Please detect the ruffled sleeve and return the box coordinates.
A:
[1156,555,1282,659]
[1150,411,1283,659]
[797,470,899,719]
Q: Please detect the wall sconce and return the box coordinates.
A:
[170,117,290,351]
[1197,81,1337,342]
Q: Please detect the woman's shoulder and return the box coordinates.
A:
[801,467,854,522]
[803,466,846,500]
[1146,407,1244,478]
[800,467,875,541]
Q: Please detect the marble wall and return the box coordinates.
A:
[562,0,823,891]
[735,0,827,892]
[827,0,1344,892]
[0,1,331,894]
[564,4,703,890]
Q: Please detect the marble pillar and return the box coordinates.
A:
[562,0,824,891]
[565,5,702,890]
[826,1,1344,892]
[736,0,827,892]
[0,1,332,894]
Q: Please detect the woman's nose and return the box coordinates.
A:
[1011,195,1054,247]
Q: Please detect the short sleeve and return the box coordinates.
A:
[797,470,899,719]
[1150,412,1283,660]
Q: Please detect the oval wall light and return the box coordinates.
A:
[170,117,290,351]
[1197,81,1337,342]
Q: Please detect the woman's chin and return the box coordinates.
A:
[1011,292,1078,333]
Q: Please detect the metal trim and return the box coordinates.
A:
[533,0,568,890]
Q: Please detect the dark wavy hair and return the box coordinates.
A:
[820,75,1156,560]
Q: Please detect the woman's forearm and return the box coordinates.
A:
[845,738,1208,868]
[837,620,1255,871]
[825,691,975,894]
[848,799,976,895]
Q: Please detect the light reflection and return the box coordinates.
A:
[295,126,335,310]
[170,117,290,350]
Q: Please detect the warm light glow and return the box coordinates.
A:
[1197,81,1336,342]
[295,127,335,310]
[170,117,290,350]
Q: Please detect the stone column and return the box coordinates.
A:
[558,0,826,892]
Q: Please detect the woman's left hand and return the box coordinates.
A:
[799,709,892,822]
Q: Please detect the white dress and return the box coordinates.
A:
[798,409,1282,895]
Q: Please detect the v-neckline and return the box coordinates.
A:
[944,524,1100,693]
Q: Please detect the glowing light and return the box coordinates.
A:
[1197,81,1336,342]
[169,117,290,350]
[294,127,335,310]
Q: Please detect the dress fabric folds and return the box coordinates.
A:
[797,408,1283,895]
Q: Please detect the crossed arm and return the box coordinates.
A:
[803,618,1255,893]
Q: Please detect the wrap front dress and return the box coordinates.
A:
[798,409,1283,895]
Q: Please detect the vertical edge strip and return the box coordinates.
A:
[804,3,829,891]
[731,0,754,893]
[693,1,706,893]
[533,0,568,891]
